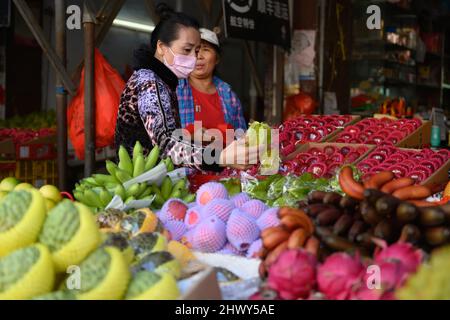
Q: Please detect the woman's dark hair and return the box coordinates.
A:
[133,3,200,70]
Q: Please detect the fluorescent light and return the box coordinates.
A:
[112,19,155,33]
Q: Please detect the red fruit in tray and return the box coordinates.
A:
[339,132,355,141]
[408,170,427,182]
[327,162,341,176]
[324,125,336,134]
[329,153,345,163]
[420,160,438,171]
[370,135,386,145]
[383,160,399,167]
[335,138,347,143]
[324,146,337,156]
[307,155,327,165]
[402,160,418,169]
[370,167,385,175]
[357,162,372,172]
[308,147,322,155]
[296,153,311,163]
[309,131,323,142]
[345,152,361,163]
[346,127,360,135]
[356,146,368,155]
[388,154,408,162]
[430,153,446,164]
[369,152,387,162]
[412,165,433,176]
[308,122,320,130]
[307,162,328,178]
[339,146,352,156]
[390,166,409,178]
[400,124,416,134]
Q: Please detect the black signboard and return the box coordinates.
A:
[0,0,11,27]
[223,0,291,49]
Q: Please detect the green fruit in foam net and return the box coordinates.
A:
[101,232,135,265]
[125,271,179,300]
[39,200,101,273]
[0,244,55,300]
[0,190,46,257]
[33,291,77,300]
[61,246,130,300]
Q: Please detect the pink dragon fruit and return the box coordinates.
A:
[165,220,187,241]
[184,206,204,229]
[246,239,263,259]
[256,208,281,231]
[241,200,268,219]
[317,253,365,300]
[160,199,188,223]
[196,182,228,206]
[226,209,260,252]
[351,261,409,300]
[192,216,227,253]
[268,249,317,300]
[217,242,244,256]
[374,242,423,274]
[202,198,235,222]
[230,192,251,208]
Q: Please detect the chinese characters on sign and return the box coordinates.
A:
[223,0,291,49]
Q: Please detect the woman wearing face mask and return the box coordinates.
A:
[177,28,247,132]
[115,4,260,171]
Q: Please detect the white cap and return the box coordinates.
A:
[200,28,220,47]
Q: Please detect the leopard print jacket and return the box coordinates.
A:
[115,58,212,171]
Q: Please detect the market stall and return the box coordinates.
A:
[0,112,449,300]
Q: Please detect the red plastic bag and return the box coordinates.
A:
[283,91,317,122]
[67,49,125,159]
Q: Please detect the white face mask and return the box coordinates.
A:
[163,47,197,79]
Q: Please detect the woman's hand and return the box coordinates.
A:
[219,137,264,170]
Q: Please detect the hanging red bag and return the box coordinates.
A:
[67,49,125,160]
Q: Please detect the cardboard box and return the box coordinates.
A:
[360,147,450,189]
[16,135,57,160]
[329,118,432,149]
[396,120,432,149]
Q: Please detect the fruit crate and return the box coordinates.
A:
[15,135,57,161]
[14,160,58,187]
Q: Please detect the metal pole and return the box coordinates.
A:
[244,41,264,97]
[272,46,285,125]
[83,2,96,177]
[318,0,326,114]
[55,0,67,190]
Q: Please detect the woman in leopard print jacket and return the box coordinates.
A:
[115,5,259,172]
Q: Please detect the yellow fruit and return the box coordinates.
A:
[39,185,62,203]
[14,183,34,191]
[0,190,47,257]
[167,241,195,267]
[126,272,179,300]
[0,177,20,192]
[45,199,56,212]
[76,247,131,300]
[0,244,55,300]
[135,208,159,234]
[0,191,8,200]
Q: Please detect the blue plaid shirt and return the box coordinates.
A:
[176,77,247,130]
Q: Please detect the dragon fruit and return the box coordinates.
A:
[256,208,280,231]
[165,220,187,241]
[192,216,227,253]
[196,182,228,206]
[160,199,188,223]
[241,200,268,219]
[184,206,204,229]
[230,193,251,208]
[246,239,263,259]
[374,242,423,274]
[317,253,365,300]
[268,249,317,300]
[202,199,235,222]
[226,209,260,252]
[351,261,409,300]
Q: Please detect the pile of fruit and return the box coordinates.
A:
[334,117,422,145]
[0,187,195,300]
[0,111,56,130]
[0,128,56,144]
[296,168,449,257]
[155,182,282,258]
[281,145,369,178]
[358,147,450,182]
[279,115,354,156]
[73,142,195,212]
[253,241,424,300]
